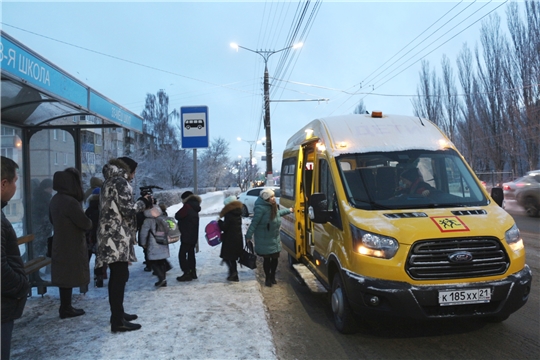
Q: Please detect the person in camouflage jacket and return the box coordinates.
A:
[96,157,151,333]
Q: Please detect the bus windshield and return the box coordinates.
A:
[337,149,488,210]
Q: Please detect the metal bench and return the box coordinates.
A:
[17,234,52,275]
[17,234,51,296]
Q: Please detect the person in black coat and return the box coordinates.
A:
[175,191,202,282]
[85,188,108,287]
[30,178,53,257]
[218,196,244,282]
[1,156,30,360]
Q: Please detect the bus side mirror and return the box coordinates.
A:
[491,187,504,207]
[308,193,329,223]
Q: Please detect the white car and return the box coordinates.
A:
[237,186,280,217]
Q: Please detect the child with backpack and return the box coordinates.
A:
[138,204,171,287]
[218,195,244,281]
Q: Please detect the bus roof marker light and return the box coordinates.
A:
[438,139,449,148]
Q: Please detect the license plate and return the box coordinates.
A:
[438,288,491,306]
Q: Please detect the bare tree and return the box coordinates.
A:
[456,43,487,170]
[353,99,367,114]
[198,137,231,188]
[440,55,460,142]
[414,1,539,176]
[137,89,186,188]
[506,0,540,171]
[475,13,510,175]
[412,60,443,126]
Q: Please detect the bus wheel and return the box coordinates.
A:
[331,275,357,334]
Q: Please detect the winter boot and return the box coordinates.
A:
[191,269,198,280]
[111,319,142,333]
[176,272,193,282]
[95,275,104,288]
[227,272,239,282]
[155,278,167,287]
[59,306,85,319]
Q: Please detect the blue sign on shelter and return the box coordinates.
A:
[181,106,209,149]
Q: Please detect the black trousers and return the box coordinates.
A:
[263,257,278,278]
[59,287,73,309]
[108,261,129,326]
[1,320,14,360]
[225,259,238,275]
[178,242,196,273]
[149,259,167,280]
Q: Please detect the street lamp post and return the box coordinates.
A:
[231,42,303,185]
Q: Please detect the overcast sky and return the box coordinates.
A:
[1,0,511,171]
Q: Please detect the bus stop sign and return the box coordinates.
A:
[181,106,209,149]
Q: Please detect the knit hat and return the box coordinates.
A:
[118,156,138,174]
[181,191,194,202]
[260,188,275,201]
[223,195,237,205]
[400,168,419,182]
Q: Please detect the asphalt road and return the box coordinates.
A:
[260,204,539,360]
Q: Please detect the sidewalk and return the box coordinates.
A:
[11,192,277,360]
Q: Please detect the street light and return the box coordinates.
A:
[231,41,303,185]
[237,137,262,188]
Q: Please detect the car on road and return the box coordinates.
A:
[237,186,280,217]
[503,170,540,217]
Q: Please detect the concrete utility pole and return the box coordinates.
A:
[231,42,303,185]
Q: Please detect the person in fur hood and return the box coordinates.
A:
[96,157,152,333]
[218,196,244,282]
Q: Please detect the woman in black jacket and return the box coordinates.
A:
[49,168,93,319]
[218,196,244,281]
[175,191,202,282]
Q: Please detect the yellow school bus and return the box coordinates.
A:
[279,112,532,333]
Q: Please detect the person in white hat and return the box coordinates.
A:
[245,189,292,287]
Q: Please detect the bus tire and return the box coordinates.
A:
[331,274,357,334]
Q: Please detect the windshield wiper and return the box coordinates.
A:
[351,197,391,210]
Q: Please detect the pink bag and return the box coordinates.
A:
[205,220,222,246]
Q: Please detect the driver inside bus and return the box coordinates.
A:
[395,167,434,197]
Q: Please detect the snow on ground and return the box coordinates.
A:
[11,191,276,360]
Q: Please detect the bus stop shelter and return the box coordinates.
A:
[1,30,143,294]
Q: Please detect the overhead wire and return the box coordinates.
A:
[329,0,509,115]
[371,0,499,89]
[354,0,511,112]
[359,0,472,87]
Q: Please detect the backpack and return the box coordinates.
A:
[205,220,222,246]
[152,216,181,245]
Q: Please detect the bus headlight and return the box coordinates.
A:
[350,225,399,259]
[505,224,524,252]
